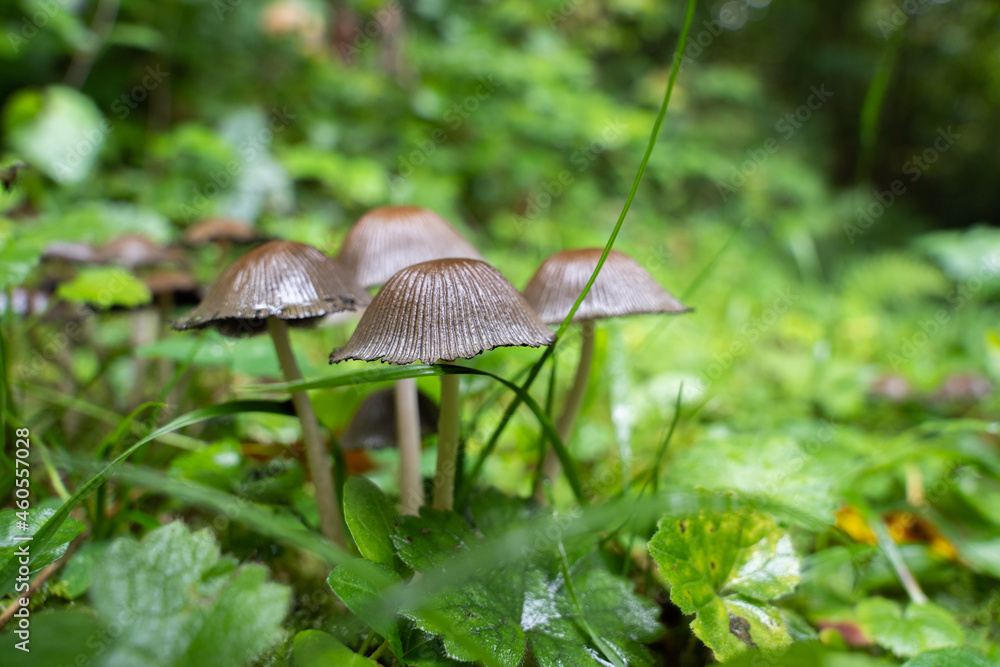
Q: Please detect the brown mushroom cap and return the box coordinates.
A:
[337,206,484,288]
[174,240,371,337]
[523,248,690,325]
[331,258,554,365]
[42,242,97,263]
[341,388,439,451]
[144,270,203,306]
[96,234,180,269]
[184,218,261,246]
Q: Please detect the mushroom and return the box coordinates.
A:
[183,217,262,259]
[95,234,182,270]
[183,218,263,273]
[342,387,439,451]
[175,239,371,544]
[143,269,203,399]
[42,242,97,264]
[337,205,484,288]
[341,388,439,479]
[523,248,690,498]
[331,258,554,512]
[89,234,184,403]
[337,205,483,514]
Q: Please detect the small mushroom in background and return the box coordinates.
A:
[867,373,913,403]
[337,205,484,288]
[39,242,98,290]
[42,241,97,264]
[336,205,483,515]
[96,234,182,270]
[331,258,554,512]
[0,288,50,318]
[143,269,203,399]
[183,218,263,266]
[175,240,371,545]
[523,248,690,500]
[931,372,993,410]
[95,234,185,399]
[144,269,202,310]
[341,388,439,476]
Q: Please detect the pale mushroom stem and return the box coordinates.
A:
[535,319,595,502]
[395,377,424,515]
[267,318,344,545]
[433,373,461,511]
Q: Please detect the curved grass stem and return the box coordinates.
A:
[458,0,699,503]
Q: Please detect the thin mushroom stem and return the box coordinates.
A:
[395,377,424,515]
[433,372,461,511]
[267,318,344,545]
[536,319,594,502]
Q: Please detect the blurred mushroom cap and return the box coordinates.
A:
[331,258,554,365]
[341,388,439,451]
[933,372,993,405]
[184,218,260,245]
[144,270,203,306]
[338,206,484,288]
[868,373,913,403]
[173,240,371,337]
[96,234,179,269]
[523,248,690,325]
[42,242,96,263]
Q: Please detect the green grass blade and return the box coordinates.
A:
[82,461,349,566]
[0,399,294,596]
[461,0,700,500]
[855,24,905,186]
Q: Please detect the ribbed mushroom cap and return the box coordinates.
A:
[331,258,554,365]
[96,235,180,269]
[184,218,260,246]
[174,240,371,337]
[341,388,439,450]
[523,248,690,325]
[337,206,484,288]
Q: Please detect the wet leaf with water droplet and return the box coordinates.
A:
[648,510,801,662]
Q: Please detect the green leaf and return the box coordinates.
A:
[3,86,106,183]
[327,559,403,656]
[90,521,290,666]
[391,507,660,667]
[856,598,964,659]
[663,434,842,529]
[50,541,106,600]
[0,231,43,290]
[169,440,244,491]
[648,510,801,662]
[902,647,998,667]
[718,641,899,666]
[392,509,525,666]
[57,266,152,309]
[0,505,84,594]
[343,476,397,568]
[0,609,103,667]
[291,630,379,667]
[524,568,661,667]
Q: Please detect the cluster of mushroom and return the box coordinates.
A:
[172,205,689,546]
